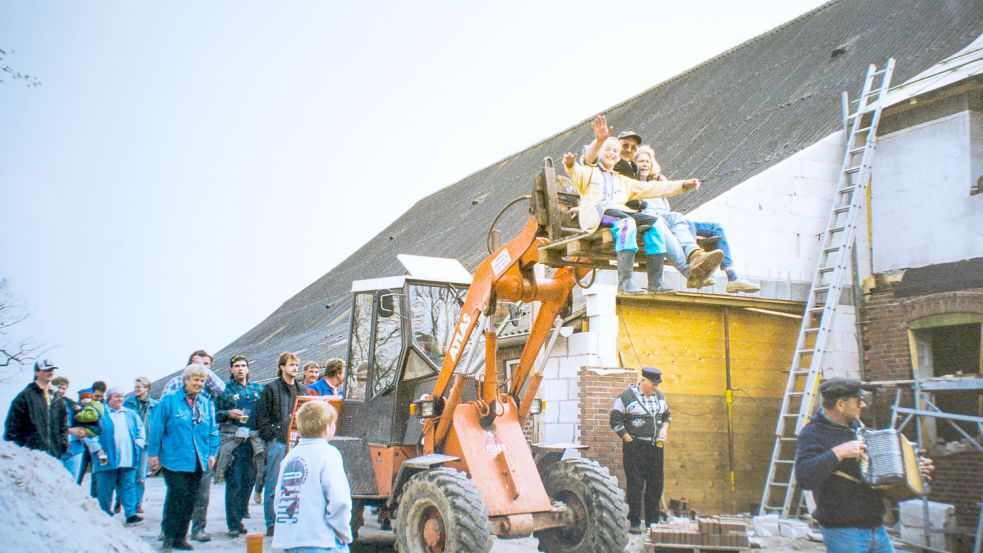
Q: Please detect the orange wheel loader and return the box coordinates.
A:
[288,160,629,553]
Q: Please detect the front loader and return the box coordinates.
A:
[294,160,629,553]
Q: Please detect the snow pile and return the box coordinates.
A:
[0,440,153,553]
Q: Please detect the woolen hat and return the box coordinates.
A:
[641,367,662,383]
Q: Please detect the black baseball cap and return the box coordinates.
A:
[820,377,871,402]
[641,367,663,383]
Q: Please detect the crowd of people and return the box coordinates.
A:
[4,351,354,553]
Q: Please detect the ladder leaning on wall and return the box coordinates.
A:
[759,58,896,518]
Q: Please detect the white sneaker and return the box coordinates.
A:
[726,278,760,293]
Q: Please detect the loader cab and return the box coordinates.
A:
[339,255,473,446]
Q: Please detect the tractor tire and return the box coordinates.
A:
[534,458,629,553]
[394,468,493,553]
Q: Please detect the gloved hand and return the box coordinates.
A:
[625,199,648,211]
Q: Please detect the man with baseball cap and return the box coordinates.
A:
[610,367,671,534]
[614,130,642,178]
[795,377,933,552]
[3,359,69,459]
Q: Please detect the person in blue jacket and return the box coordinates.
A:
[124,376,158,514]
[88,388,145,524]
[149,365,220,551]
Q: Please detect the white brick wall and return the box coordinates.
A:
[687,132,845,282]
[869,111,983,272]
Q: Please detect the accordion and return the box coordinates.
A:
[857,428,925,502]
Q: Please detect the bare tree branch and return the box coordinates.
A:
[0,279,46,382]
[0,48,42,87]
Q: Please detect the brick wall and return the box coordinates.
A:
[861,283,983,528]
[577,367,637,487]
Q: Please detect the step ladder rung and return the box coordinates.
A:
[837,186,856,194]
[818,267,836,273]
[767,481,790,487]
[827,226,846,234]
[853,126,873,134]
[773,460,795,464]
[844,166,863,173]
[833,206,851,215]
[848,146,866,155]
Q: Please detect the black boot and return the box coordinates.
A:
[646,254,673,293]
[616,250,645,294]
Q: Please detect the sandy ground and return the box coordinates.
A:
[133,476,824,552]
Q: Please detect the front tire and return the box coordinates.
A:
[535,458,629,553]
[394,468,493,553]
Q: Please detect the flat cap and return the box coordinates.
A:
[641,367,662,383]
[617,130,642,143]
[820,377,869,401]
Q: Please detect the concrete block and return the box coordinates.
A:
[543,358,560,380]
[543,422,575,443]
[541,378,568,401]
[557,400,579,424]
[567,331,597,355]
[778,519,811,539]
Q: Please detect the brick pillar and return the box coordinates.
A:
[577,367,637,488]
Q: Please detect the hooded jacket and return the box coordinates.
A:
[794,409,885,528]
[3,382,68,458]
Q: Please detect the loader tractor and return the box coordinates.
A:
[292,159,630,553]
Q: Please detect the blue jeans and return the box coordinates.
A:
[689,221,733,269]
[95,467,137,518]
[285,547,349,553]
[263,439,287,528]
[820,525,895,553]
[225,440,257,531]
[134,447,149,508]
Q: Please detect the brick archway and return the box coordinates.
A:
[899,289,983,325]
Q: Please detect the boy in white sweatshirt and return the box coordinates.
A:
[272,400,353,552]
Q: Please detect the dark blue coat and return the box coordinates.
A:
[794,410,885,528]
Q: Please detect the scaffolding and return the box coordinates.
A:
[871,376,983,553]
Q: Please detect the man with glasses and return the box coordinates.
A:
[4,359,69,459]
[795,378,934,553]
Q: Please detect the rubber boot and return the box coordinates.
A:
[616,250,645,294]
[646,254,674,294]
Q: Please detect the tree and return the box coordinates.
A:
[0,279,44,382]
[0,48,42,87]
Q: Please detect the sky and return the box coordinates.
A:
[0,0,829,409]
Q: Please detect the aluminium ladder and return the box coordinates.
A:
[759,59,895,517]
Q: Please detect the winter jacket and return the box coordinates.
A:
[307,379,343,397]
[271,438,353,550]
[215,379,264,428]
[124,395,158,433]
[794,409,885,528]
[91,406,145,472]
[255,378,308,443]
[149,388,219,472]
[565,162,686,232]
[3,382,69,458]
[609,384,671,441]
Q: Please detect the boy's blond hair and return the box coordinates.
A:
[296,400,338,438]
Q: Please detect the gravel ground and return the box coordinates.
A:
[133,476,824,552]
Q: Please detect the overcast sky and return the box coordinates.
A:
[0,0,829,408]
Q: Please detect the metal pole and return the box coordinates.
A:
[723,307,737,509]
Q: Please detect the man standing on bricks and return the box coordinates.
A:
[610,367,671,535]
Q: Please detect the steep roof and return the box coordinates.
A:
[153,0,983,392]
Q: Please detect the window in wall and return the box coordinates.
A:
[909,314,983,443]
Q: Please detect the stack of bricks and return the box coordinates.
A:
[647,516,749,549]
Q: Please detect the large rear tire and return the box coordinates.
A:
[394,468,493,553]
[535,458,629,553]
